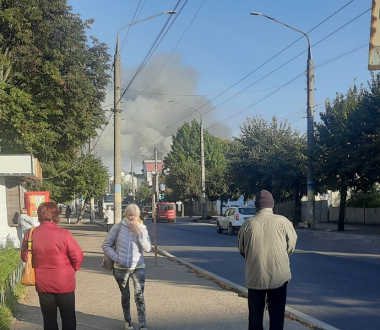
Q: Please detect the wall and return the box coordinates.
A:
[0,177,22,248]
[275,200,329,223]
[329,207,380,224]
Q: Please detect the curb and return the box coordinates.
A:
[157,248,340,330]
[295,228,380,243]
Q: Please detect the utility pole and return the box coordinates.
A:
[250,12,315,229]
[153,149,158,267]
[113,12,176,225]
[131,162,134,202]
[200,118,206,220]
[114,36,122,224]
[89,138,95,223]
[307,47,315,229]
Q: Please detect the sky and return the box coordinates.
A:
[67,0,373,174]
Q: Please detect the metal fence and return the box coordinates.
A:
[0,261,24,306]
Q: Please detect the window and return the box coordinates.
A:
[239,208,256,215]
[103,195,114,203]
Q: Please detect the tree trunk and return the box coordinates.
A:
[338,187,347,231]
[77,199,88,223]
[293,186,302,226]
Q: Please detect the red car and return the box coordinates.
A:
[157,202,176,223]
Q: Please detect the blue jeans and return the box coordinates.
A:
[113,268,146,328]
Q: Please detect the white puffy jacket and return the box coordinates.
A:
[238,208,297,290]
[102,220,152,269]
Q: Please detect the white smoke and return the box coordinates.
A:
[95,52,232,173]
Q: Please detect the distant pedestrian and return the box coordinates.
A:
[18,208,35,239]
[104,206,114,232]
[65,205,72,224]
[21,202,83,330]
[102,203,152,330]
[238,190,297,330]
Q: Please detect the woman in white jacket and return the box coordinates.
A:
[102,203,152,330]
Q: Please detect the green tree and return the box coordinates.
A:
[0,0,111,201]
[166,161,201,204]
[315,86,362,231]
[68,155,108,221]
[346,186,380,208]
[135,185,152,204]
[164,120,226,170]
[229,116,307,225]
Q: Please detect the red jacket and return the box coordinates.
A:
[21,221,83,293]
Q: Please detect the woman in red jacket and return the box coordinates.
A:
[21,202,83,330]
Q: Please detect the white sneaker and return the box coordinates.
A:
[125,321,133,330]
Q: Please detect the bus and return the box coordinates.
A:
[98,194,114,219]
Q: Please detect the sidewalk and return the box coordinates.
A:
[12,218,314,330]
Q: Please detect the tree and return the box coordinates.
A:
[229,116,307,225]
[0,0,111,201]
[166,161,201,207]
[346,186,380,208]
[135,185,152,204]
[66,155,108,221]
[164,120,226,170]
[315,86,362,231]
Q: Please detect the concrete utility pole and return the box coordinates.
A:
[153,149,158,267]
[250,12,315,229]
[113,11,176,225]
[200,118,206,220]
[89,138,95,223]
[131,162,134,202]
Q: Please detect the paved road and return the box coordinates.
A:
[145,218,380,330]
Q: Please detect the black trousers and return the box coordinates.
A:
[248,282,287,330]
[38,292,76,330]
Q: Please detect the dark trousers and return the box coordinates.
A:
[38,292,76,330]
[248,282,287,330]
[113,268,147,328]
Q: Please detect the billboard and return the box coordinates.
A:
[25,191,50,217]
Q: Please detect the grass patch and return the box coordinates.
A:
[0,237,26,330]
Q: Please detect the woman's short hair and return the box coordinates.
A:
[37,202,60,224]
[123,203,142,224]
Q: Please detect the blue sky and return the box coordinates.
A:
[68,0,372,172]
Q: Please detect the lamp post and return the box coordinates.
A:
[250,12,315,229]
[114,11,176,224]
[168,100,206,220]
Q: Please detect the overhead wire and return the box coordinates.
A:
[116,0,183,109]
[131,1,362,153]
[130,25,369,162]
[122,0,203,106]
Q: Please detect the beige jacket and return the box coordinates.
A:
[238,208,297,290]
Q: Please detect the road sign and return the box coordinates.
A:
[159,183,166,192]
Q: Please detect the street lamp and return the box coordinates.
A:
[114,11,176,224]
[250,12,315,229]
[168,100,206,220]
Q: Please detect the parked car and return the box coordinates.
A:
[142,206,152,218]
[216,206,256,235]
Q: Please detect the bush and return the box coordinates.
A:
[0,237,26,330]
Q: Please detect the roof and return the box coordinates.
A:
[145,162,163,172]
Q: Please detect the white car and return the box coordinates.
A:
[216,206,256,235]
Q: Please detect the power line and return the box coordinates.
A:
[131,0,361,152]
[116,0,183,109]
[123,0,203,107]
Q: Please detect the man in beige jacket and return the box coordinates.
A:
[238,190,297,330]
